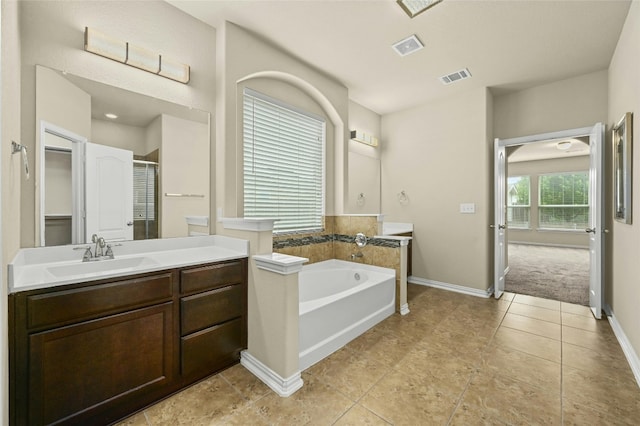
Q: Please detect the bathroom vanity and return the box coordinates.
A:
[8,236,248,426]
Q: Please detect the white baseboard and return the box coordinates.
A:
[408,276,492,298]
[240,351,303,397]
[400,303,410,315]
[604,304,640,388]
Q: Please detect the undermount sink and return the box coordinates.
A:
[47,256,158,278]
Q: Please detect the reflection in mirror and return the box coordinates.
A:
[613,112,633,224]
[36,66,211,246]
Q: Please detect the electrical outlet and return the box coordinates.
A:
[460,203,476,214]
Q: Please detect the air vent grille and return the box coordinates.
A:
[440,68,472,85]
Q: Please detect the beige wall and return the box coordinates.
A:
[608,0,640,364]
[91,119,147,155]
[508,155,591,247]
[347,101,381,214]
[20,0,216,247]
[35,66,91,245]
[381,88,492,291]
[1,1,21,423]
[160,114,209,238]
[493,70,608,139]
[215,22,349,226]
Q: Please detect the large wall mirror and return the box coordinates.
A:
[36,65,211,246]
[613,112,633,224]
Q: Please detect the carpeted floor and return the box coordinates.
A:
[505,243,590,306]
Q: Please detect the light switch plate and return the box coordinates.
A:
[460,203,476,214]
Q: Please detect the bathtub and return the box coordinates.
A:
[298,259,396,371]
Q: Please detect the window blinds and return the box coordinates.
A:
[243,88,325,233]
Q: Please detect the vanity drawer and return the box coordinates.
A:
[26,273,174,330]
[181,284,243,336]
[180,261,243,295]
[181,318,243,377]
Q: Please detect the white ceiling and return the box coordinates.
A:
[508,137,590,163]
[167,0,631,116]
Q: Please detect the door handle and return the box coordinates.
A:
[127,221,134,226]
[585,227,596,234]
[489,224,506,230]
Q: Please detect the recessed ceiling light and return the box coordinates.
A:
[556,140,572,151]
[392,34,424,57]
[105,113,118,119]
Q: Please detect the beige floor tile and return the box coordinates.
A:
[562,342,633,376]
[508,302,561,323]
[306,347,388,401]
[333,404,391,425]
[561,311,611,332]
[254,373,353,425]
[561,301,592,317]
[210,404,270,426]
[562,399,638,426]
[563,366,640,420]
[513,293,561,310]
[220,364,271,403]
[561,324,619,351]
[145,375,248,425]
[501,312,561,340]
[426,328,491,366]
[115,412,148,426]
[501,291,515,301]
[449,401,508,425]
[394,345,476,397]
[459,370,561,425]
[360,370,459,425]
[352,330,416,368]
[480,344,561,391]
[492,327,561,363]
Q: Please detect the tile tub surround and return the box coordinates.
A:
[116,288,640,425]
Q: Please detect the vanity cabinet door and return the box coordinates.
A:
[27,302,174,426]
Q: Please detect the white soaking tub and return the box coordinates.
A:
[298,259,395,370]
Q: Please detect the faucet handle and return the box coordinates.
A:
[105,245,114,259]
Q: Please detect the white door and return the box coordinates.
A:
[587,123,605,319]
[85,143,134,242]
[494,140,507,298]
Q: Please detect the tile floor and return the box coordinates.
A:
[117,285,640,425]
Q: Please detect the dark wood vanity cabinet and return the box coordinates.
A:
[9,258,248,426]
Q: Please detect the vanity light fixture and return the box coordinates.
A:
[84,27,190,84]
[397,0,443,18]
[350,130,379,147]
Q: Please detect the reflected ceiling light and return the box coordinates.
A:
[397,0,444,18]
[105,113,118,119]
[84,27,190,84]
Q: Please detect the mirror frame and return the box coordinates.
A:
[613,112,633,224]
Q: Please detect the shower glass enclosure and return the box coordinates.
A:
[133,160,159,240]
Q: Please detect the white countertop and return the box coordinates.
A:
[9,235,249,293]
[382,222,413,235]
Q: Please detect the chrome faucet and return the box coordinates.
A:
[351,252,364,260]
[75,234,116,262]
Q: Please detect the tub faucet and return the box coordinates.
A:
[351,252,364,260]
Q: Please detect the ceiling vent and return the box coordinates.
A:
[439,68,472,85]
[392,35,424,57]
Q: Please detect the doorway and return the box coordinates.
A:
[505,139,591,305]
[494,124,604,319]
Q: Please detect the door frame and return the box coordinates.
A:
[494,125,604,317]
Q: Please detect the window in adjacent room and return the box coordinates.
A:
[507,176,531,229]
[538,172,589,230]
[243,88,325,233]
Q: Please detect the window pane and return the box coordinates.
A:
[507,176,530,228]
[539,172,589,229]
[243,89,325,233]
